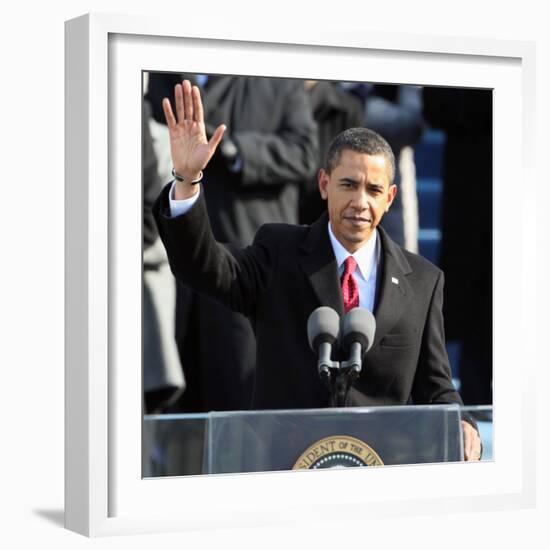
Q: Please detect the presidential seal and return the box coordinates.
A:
[292,435,384,470]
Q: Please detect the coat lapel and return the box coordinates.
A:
[372,227,415,347]
[299,214,345,317]
[298,220,415,343]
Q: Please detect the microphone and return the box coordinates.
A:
[334,308,376,407]
[307,307,340,379]
[340,308,376,373]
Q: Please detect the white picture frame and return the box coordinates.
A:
[65,12,536,537]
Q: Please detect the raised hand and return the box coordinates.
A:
[162,79,225,198]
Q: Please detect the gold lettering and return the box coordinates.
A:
[350,444,363,455]
[364,452,381,466]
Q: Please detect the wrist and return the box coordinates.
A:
[173,180,200,201]
[172,167,203,184]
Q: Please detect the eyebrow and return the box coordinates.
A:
[367,182,384,192]
[339,177,359,185]
[339,177,384,191]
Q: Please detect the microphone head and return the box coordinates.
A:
[307,306,340,352]
[341,307,376,354]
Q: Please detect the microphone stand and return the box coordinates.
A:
[317,342,340,406]
[317,342,362,407]
[335,342,363,407]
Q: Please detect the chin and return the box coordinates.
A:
[350,229,371,241]
[342,234,366,250]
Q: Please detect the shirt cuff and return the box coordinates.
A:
[168,180,201,217]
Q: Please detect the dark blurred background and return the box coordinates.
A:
[141,72,492,417]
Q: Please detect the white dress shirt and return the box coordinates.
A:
[327,222,379,312]
[168,181,380,311]
[168,180,202,217]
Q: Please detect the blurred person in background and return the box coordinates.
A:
[341,82,425,252]
[299,80,364,225]
[142,94,185,414]
[422,86,492,405]
[146,73,318,412]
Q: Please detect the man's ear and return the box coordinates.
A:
[386,184,397,211]
[318,168,329,200]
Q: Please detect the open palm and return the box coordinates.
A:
[162,79,225,180]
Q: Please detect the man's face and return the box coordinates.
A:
[318,149,397,253]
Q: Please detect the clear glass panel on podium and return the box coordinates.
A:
[143,405,492,477]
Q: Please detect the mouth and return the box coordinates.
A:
[343,216,371,227]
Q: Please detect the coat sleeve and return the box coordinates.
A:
[411,271,463,405]
[364,85,425,150]
[411,271,478,430]
[233,82,319,186]
[152,183,276,317]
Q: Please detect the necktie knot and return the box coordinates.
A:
[343,256,357,277]
[341,256,359,312]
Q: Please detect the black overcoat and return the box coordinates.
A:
[154,186,464,410]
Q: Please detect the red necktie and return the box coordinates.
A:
[341,256,359,313]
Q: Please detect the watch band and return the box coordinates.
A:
[172,168,203,185]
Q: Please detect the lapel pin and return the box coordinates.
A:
[392,277,399,285]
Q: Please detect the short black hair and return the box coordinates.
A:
[324,127,395,182]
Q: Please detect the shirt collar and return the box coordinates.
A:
[327,221,379,281]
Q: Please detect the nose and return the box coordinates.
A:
[349,189,369,211]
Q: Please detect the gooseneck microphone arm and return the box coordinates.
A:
[307,307,341,404]
[317,341,337,402]
[336,342,362,406]
[337,308,377,406]
[317,341,334,376]
[341,341,362,374]
[307,306,376,408]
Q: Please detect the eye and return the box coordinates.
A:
[340,179,356,189]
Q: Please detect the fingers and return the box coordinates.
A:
[175,83,185,125]
[192,85,204,123]
[462,421,481,461]
[171,80,199,125]
[465,435,474,460]
[182,79,194,122]
[463,422,473,460]
[208,124,226,154]
[162,97,176,129]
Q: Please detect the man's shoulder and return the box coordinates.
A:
[401,247,442,277]
[254,221,309,245]
[379,228,442,281]
[382,239,445,306]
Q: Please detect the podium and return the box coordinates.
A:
[143,404,490,477]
